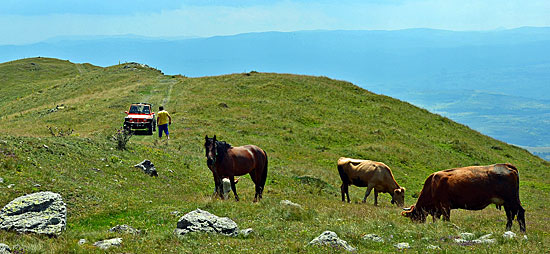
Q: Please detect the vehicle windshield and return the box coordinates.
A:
[129,105,150,114]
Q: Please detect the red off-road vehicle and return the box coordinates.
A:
[123,103,156,135]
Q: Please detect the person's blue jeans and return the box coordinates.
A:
[158,124,169,138]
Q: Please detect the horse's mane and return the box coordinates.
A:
[216,140,232,161]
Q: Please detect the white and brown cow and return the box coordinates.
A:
[402,163,526,232]
[337,157,406,206]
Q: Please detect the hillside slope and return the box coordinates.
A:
[0,58,549,253]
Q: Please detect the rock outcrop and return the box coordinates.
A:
[0,191,66,236]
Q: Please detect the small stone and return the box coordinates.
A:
[308,231,356,252]
[503,231,516,239]
[7,184,14,189]
[240,228,254,237]
[34,184,41,187]
[171,211,180,216]
[43,144,49,149]
[91,168,101,172]
[280,200,302,209]
[0,178,3,183]
[134,160,158,177]
[0,243,10,254]
[363,233,384,243]
[394,242,410,250]
[427,244,440,250]
[78,239,87,245]
[109,224,141,234]
[94,238,122,250]
[523,235,528,240]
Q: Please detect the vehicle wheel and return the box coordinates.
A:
[147,123,153,135]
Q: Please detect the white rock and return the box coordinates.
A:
[503,231,516,239]
[0,178,3,183]
[280,200,302,209]
[78,239,87,245]
[94,238,122,249]
[308,231,356,252]
[240,228,254,237]
[0,243,10,254]
[174,209,239,236]
[363,233,384,243]
[523,235,528,240]
[394,242,410,250]
[427,244,440,250]
[0,191,66,236]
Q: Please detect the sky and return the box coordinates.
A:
[1,0,550,45]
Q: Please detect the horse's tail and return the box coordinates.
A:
[260,150,268,190]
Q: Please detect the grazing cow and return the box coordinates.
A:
[337,157,406,206]
[402,163,526,232]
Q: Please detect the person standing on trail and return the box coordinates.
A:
[157,106,172,139]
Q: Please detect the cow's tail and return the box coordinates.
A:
[337,164,349,185]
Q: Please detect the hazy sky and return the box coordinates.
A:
[2,0,550,45]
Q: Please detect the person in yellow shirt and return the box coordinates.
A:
[156,106,172,139]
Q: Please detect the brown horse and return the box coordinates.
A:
[204,135,268,202]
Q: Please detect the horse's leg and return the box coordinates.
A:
[211,171,221,198]
[230,176,239,201]
[250,170,260,202]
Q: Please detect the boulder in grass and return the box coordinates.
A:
[308,231,356,252]
[174,209,239,236]
[134,160,158,177]
[0,191,66,236]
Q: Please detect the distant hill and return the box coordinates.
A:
[0,58,549,252]
[1,28,549,148]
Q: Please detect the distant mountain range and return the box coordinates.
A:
[1,27,549,151]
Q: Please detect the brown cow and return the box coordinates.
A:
[337,157,406,206]
[402,163,526,232]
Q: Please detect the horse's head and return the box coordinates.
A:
[204,135,217,166]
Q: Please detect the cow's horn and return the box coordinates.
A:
[402,207,412,211]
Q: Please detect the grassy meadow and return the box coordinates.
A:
[0,58,549,253]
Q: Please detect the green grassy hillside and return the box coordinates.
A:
[1,58,549,253]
